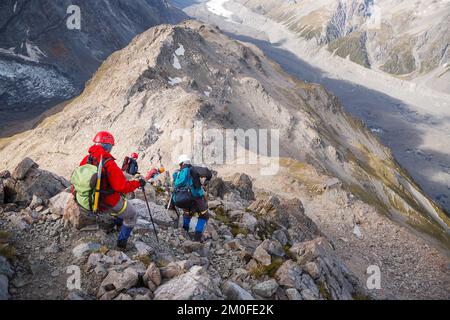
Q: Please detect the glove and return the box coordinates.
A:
[138,178,147,188]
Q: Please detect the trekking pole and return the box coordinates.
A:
[141,186,159,243]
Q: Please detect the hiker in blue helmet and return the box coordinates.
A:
[172,155,212,242]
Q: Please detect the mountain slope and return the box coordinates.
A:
[0,0,186,134]
[0,20,448,249]
[234,0,450,94]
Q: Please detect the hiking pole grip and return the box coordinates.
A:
[141,186,159,243]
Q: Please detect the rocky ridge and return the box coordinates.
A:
[0,158,361,300]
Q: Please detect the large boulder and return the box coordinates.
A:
[154,266,222,300]
[11,157,37,180]
[142,263,161,291]
[275,260,320,300]
[253,279,279,298]
[129,199,173,227]
[248,196,318,241]
[230,173,255,201]
[63,195,96,229]
[49,192,72,217]
[97,267,140,300]
[208,176,227,199]
[289,238,356,300]
[222,281,255,300]
[5,158,69,205]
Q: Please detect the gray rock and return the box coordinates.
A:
[253,246,271,266]
[49,192,72,216]
[143,263,161,291]
[0,274,9,300]
[0,180,4,205]
[134,241,155,256]
[114,293,133,300]
[230,173,255,201]
[154,266,222,300]
[286,288,303,300]
[72,242,101,258]
[253,279,279,298]
[160,262,185,280]
[304,262,321,280]
[44,243,61,254]
[241,213,258,232]
[0,170,10,179]
[275,260,304,290]
[273,229,289,246]
[63,196,97,230]
[0,256,13,278]
[7,159,69,205]
[12,158,37,180]
[129,199,173,227]
[288,238,355,299]
[98,267,139,299]
[222,281,255,300]
[259,239,285,258]
[208,200,222,210]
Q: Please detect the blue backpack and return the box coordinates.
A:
[172,167,196,209]
[128,159,138,175]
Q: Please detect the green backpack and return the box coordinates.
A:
[70,157,113,212]
[70,164,98,212]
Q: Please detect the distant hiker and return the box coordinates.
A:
[71,131,146,250]
[172,155,212,242]
[121,153,139,176]
[145,166,165,182]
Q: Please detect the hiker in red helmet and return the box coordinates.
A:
[121,153,140,176]
[79,132,146,250]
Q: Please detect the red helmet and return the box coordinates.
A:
[93,131,115,146]
[131,153,138,159]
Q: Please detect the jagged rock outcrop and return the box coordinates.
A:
[0,158,69,206]
[154,266,222,300]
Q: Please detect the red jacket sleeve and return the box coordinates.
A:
[105,160,141,194]
[80,156,88,166]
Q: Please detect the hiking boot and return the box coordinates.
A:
[193,232,203,242]
[116,239,128,251]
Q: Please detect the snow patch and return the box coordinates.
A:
[25,41,47,62]
[206,0,237,23]
[173,54,181,70]
[168,77,182,86]
[353,225,363,239]
[13,1,17,13]
[175,44,185,56]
